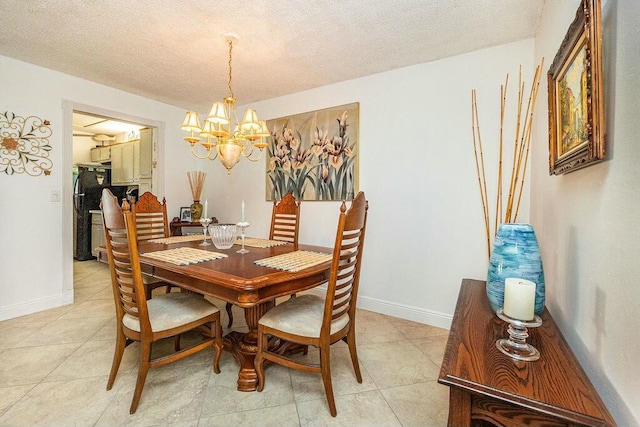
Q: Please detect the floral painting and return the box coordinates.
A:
[266,103,359,201]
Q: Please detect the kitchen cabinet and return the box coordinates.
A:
[90,146,111,163]
[90,210,105,257]
[132,140,140,181]
[136,128,153,180]
[111,128,153,187]
[111,143,134,185]
[90,148,99,162]
[138,178,152,194]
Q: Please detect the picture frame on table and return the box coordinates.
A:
[179,207,192,222]
[547,0,605,175]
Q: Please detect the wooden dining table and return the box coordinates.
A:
[135,238,332,392]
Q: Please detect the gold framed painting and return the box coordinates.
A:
[548,0,604,175]
[265,102,359,201]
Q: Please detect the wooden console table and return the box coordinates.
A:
[170,217,217,236]
[438,279,615,427]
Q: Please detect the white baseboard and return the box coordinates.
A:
[3,288,451,331]
[305,287,452,330]
[0,292,74,322]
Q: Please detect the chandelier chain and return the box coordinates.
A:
[227,39,234,99]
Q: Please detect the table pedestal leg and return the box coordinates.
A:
[223,300,274,392]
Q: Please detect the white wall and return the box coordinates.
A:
[530,0,638,424]
[0,55,205,320]
[207,39,535,328]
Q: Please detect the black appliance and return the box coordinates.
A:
[73,164,126,260]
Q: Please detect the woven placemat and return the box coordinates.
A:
[142,247,227,265]
[147,235,204,244]
[254,250,332,272]
[234,237,289,248]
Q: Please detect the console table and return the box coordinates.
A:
[438,279,615,427]
[169,217,217,236]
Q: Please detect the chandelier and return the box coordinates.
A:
[181,32,269,174]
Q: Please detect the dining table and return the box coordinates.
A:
[135,237,333,392]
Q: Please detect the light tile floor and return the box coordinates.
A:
[0,260,451,426]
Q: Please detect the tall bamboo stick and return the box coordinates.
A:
[471,90,491,258]
[472,59,544,260]
[495,74,508,235]
[474,93,489,231]
[509,60,540,221]
[514,58,544,221]
[505,67,525,223]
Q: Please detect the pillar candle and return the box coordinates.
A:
[503,278,536,320]
[241,200,245,222]
[204,200,208,219]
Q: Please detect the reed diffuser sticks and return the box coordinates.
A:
[187,171,206,201]
[472,59,544,259]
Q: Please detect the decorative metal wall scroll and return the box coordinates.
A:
[0,111,53,176]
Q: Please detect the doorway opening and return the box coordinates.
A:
[64,103,163,305]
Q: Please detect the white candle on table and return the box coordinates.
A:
[503,278,536,320]
[204,200,208,219]
[241,200,245,222]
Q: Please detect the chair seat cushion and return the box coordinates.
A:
[123,292,219,333]
[258,294,349,338]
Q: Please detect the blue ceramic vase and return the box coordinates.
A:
[487,223,545,315]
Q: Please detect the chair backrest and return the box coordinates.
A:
[269,193,300,244]
[131,192,170,241]
[322,192,368,336]
[101,189,152,334]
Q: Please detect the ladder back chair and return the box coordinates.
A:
[254,191,368,417]
[269,192,301,244]
[131,191,170,241]
[226,192,301,327]
[101,189,223,414]
[131,191,173,297]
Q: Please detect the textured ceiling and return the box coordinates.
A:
[0,0,544,113]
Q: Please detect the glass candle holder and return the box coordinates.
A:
[198,218,212,246]
[495,308,542,362]
[236,221,250,254]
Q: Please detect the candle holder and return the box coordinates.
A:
[198,218,212,246]
[236,221,250,254]
[496,308,542,361]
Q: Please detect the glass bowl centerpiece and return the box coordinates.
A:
[208,223,237,250]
